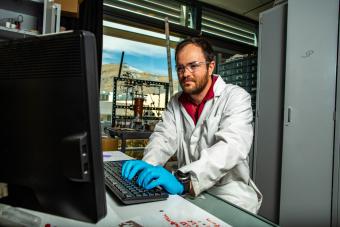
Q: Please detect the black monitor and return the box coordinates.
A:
[0,31,107,223]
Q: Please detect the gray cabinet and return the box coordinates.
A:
[280,0,338,226]
[254,0,339,226]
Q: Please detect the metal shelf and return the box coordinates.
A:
[27,0,44,3]
[112,77,169,127]
[0,26,38,40]
[113,104,165,111]
[113,115,161,121]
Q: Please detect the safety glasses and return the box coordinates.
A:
[176,61,210,74]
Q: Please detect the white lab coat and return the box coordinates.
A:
[143,75,262,213]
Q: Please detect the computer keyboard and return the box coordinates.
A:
[104,161,169,205]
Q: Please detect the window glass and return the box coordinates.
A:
[100,34,179,129]
[104,0,193,28]
[202,8,257,46]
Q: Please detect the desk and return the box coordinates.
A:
[105,152,277,227]
[17,192,276,227]
[2,152,277,227]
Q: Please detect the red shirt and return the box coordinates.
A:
[179,76,218,125]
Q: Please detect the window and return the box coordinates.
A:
[104,0,193,28]
[100,22,180,128]
[202,8,257,46]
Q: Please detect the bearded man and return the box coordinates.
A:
[121,37,262,214]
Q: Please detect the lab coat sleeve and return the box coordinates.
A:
[142,95,179,166]
[179,87,253,196]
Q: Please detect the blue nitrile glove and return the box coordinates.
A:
[136,166,184,195]
[121,160,153,181]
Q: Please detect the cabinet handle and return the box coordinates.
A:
[287,107,292,123]
[285,106,292,126]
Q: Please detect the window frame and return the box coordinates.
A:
[103,0,258,54]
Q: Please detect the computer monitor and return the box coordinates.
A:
[0,31,107,223]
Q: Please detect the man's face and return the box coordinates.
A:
[176,44,215,95]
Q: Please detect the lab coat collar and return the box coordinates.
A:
[177,74,227,130]
[213,74,227,97]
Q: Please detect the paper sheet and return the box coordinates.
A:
[118,207,231,227]
[112,195,231,227]
[103,151,133,162]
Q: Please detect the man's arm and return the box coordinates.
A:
[121,95,180,188]
[142,95,179,165]
[179,87,253,196]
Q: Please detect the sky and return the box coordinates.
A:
[102,35,177,79]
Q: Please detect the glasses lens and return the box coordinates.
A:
[176,65,184,74]
[188,62,201,72]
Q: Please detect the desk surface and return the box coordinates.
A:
[187,193,277,227]
[5,152,277,227]
[21,191,276,227]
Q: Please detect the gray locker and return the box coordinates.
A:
[254,0,339,226]
[280,0,338,226]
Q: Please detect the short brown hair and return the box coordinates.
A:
[175,37,215,63]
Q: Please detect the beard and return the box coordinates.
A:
[180,71,210,95]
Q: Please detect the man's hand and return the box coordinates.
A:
[121,160,153,181]
[137,166,184,195]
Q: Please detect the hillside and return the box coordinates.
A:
[100,63,178,92]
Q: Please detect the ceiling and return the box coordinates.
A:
[199,0,275,21]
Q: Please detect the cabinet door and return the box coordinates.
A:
[253,3,287,223]
[280,0,339,226]
[332,22,340,227]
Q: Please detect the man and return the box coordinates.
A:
[122,37,262,213]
